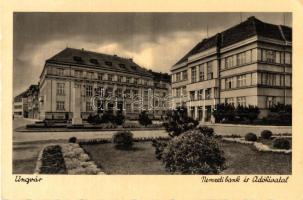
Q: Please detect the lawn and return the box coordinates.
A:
[219,140,291,174]
[82,141,170,174]
[82,140,291,175]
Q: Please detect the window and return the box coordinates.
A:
[237,97,246,106]
[275,52,281,64]
[57,83,65,96]
[237,75,246,87]
[144,90,149,101]
[245,50,252,63]
[90,59,99,65]
[126,76,131,83]
[57,68,64,76]
[56,101,65,111]
[144,80,148,85]
[225,56,233,68]
[205,88,211,100]
[237,52,246,65]
[105,61,112,66]
[182,86,187,96]
[285,52,291,64]
[117,76,123,82]
[199,64,205,81]
[197,89,203,100]
[134,78,139,85]
[207,62,213,80]
[176,88,181,97]
[97,73,103,80]
[182,70,188,80]
[86,85,93,97]
[87,72,93,79]
[191,67,197,83]
[225,98,234,106]
[116,88,123,98]
[176,72,181,82]
[86,101,93,111]
[119,64,126,68]
[190,91,195,101]
[107,74,113,81]
[225,78,233,89]
[73,56,83,62]
[266,50,275,63]
[75,70,82,78]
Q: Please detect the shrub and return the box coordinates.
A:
[198,126,214,137]
[273,138,291,150]
[245,133,257,142]
[115,112,125,125]
[68,137,77,143]
[261,130,273,139]
[139,111,152,127]
[112,131,134,149]
[163,106,199,137]
[161,129,225,174]
[40,145,67,174]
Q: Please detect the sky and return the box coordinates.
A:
[13,12,292,96]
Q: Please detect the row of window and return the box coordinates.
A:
[191,61,214,83]
[49,67,152,86]
[175,70,188,82]
[222,72,291,90]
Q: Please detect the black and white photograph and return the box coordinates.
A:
[12,12,292,175]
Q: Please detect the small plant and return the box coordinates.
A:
[68,137,77,143]
[245,133,257,142]
[273,138,291,150]
[112,131,134,149]
[261,130,273,139]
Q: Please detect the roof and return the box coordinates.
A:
[46,47,152,77]
[150,71,171,83]
[14,84,39,101]
[173,16,292,67]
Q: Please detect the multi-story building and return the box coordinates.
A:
[38,47,171,122]
[13,84,39,118]
[171,16,292,123]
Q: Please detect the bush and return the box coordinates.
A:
[161,129,225,174]
[115,112,125,125]
[68,137,77,143]
[112,131,134,149]
[245,133,257,142]
[273,138,291,150]
[139,111,152,127]
[163,106,199,137]
[198,126,214,137]
[261,130,273,139]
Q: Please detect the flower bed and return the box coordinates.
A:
[78,136,170,145]
[221,137,292,154]
[61,143,105,175]
[35,145,67,174]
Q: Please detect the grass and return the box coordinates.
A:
[83,140,291,175]
[219,140,291,174]
[82,141,170,174]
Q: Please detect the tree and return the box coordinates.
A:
[163,106,199,137]
[138,111,152,127]
[213,103,235,123]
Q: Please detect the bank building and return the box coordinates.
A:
[38,47,171,123]
[171,16,292,123]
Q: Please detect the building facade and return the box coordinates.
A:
[13,84,39,118]
[171,16,292,122]
[39,48,171,122]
